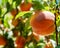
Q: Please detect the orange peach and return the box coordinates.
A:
[20,2,32,11]
[30,11,55,36]
[15,36,26,48]
[0,36,6,45]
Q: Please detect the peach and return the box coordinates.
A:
[30,11,55,36]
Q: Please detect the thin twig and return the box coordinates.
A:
[55,0,58,46]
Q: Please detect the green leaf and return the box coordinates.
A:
[3,32,8,39]
[28,0,32,3]
[13,0,16,2]
[15,11,33,19]
[43,1,48,7]
[55,45,60,48]
[16,21,25,32]
[32,0,44,10]
[0,8,2,16]
[56,15,60,26]
[49,1,55,8]
[4,14,13,28]
[12,1,16,9]
[2,0,8,6]
[45,6,49,10]
[16,0,22,6]
[4,38,15,48]
[0,0,2,5]
[8,0,13,4]
[6,2,12,12]
[22,13,32,19]
[28,42,35,48]
[37,43,45,48]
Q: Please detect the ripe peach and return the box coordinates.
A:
[10,9,17,17]
[15,36,26,48]
[0,36,6,45]
[30,11,55,36]
[20,2,32,11]
[12,19,19,27]
[13,30,19,37]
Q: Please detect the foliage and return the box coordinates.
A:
[0,0,60,48]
